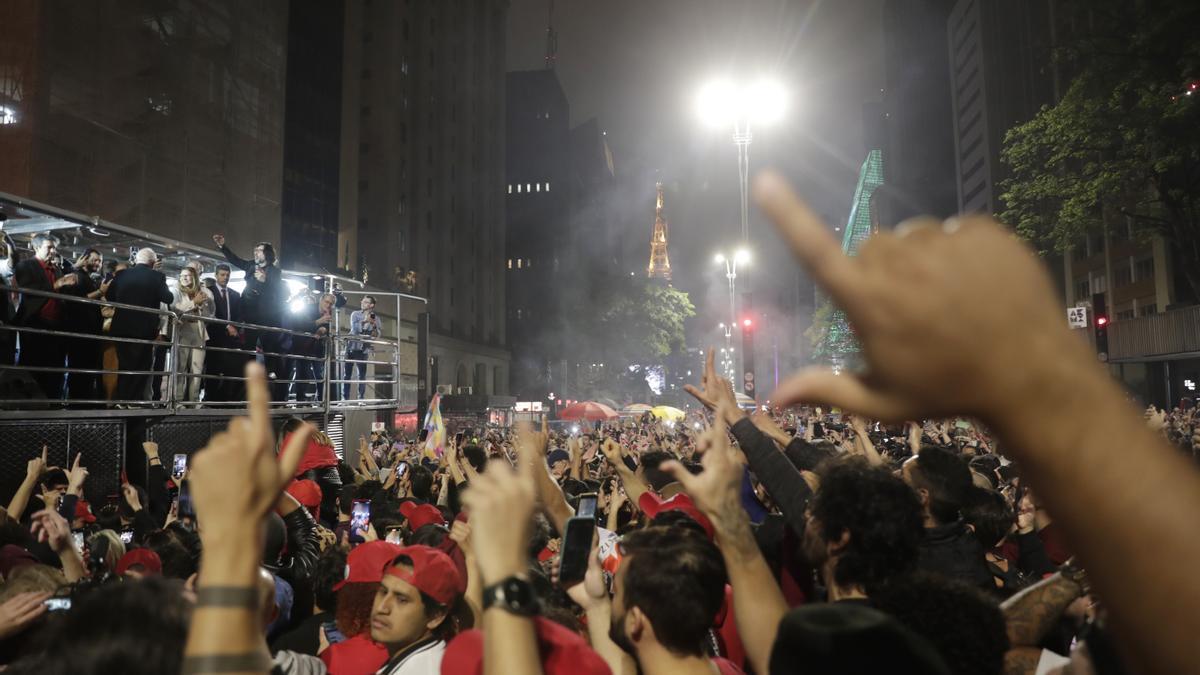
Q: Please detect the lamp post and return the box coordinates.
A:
[714,249,750,376]
[697,78,787,243]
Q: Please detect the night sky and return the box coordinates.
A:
[507,0,886,355]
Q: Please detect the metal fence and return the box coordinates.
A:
[0,281,407,416]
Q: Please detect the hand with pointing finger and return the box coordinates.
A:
[753,171,1079,423]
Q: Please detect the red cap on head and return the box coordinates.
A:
[399,502,446,530]
[74,500,97,524]
[334,541,404,591]
[441,616,611,675]
[116,549,162,576]
[384,545,464,605]
[637,492,715,539]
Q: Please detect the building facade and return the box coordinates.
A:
[880,0,959,225]
[281,0,343,272]
[338,0,509,396]
[0,0,288,253]
[505,69,571,399]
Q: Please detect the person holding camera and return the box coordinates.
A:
[343,295,380,401]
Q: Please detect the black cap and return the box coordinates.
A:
[769,602,951,675]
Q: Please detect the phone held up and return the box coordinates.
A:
[557,493,598,588]
[349,500,371,544]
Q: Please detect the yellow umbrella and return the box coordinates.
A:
[650,405,686,421]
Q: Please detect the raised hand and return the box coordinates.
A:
[30,508,72,554]
[188,363,312,538]
[661,402,744,530]
[0,592,50,640]
[460,456,538,586]
[26,446,47,480]
[756,171,1078,422]
[66,454,88,496]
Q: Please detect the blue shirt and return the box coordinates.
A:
[345,309,380,353]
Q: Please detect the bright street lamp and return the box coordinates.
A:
[696,77,787,242]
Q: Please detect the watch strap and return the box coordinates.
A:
[483,576,539,617]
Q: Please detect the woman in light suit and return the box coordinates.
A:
[171,266,214,402]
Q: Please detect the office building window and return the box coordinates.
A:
[508,184,512,194]
[526,183,531,192]
[1092,274,1107,294]
[507,259,512,269]
[1135,258,1154,282]
[516,184,522,193]
[517,259,522,269]
[1114,266,1132,288]
[1141,304,1157,316]
[1116,309,1135,320]
[1075,278,1090,301]
[545,182,550,192]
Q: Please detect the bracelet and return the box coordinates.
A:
[182,653,272,674]
[196,586,260,608]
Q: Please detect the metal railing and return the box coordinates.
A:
[0,282,408,416]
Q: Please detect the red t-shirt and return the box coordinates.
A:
[320,634,389,675]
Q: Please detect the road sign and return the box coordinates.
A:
[1067,306,1088,328]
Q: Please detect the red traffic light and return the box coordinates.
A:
[1096,316,1109,326]
[742,318,752,327]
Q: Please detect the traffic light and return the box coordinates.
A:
[1092,293,1109,361]
[741,316,756,396]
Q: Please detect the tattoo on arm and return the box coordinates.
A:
[1001,573,1082,647]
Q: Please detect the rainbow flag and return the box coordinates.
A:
[423,393,446,459]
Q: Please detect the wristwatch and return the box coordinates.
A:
[483,576,539,617]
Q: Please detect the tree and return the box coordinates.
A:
[1000,0,1200,301]
[571,278,695,402]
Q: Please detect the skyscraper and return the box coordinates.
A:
[880,0,959,225]
[0,0,288,253]
[339,0,510,396]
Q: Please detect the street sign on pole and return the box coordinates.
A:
[1067,306,1088,328]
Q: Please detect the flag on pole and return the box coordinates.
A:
[423,393,446,459]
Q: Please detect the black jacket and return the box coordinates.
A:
[205,282,242,341]
[107,264,173,339]
[917,520,995,590]
[219,245,284,328]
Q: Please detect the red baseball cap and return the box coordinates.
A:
[74,500,97,524]
[334,541,404,591]
[441,616,611,675]
[399,501,445,530]
[116,548,162,576]
[638,492,715,539]
[383,545,464,605]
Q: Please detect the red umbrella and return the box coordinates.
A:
[558,401,619,421]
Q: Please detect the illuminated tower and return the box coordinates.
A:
[647,182,672,281]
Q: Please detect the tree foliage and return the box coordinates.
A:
[1000,0,1200,300]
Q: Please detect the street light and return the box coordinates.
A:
[697,79,787,242]
[715,248,750,374]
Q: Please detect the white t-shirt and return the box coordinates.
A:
[375,639,445,675]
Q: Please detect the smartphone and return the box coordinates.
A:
[172,453,188,476]
[44,597,72,612]
[557,493,598,588]
[72,532,85,553]
[418,428,429,444]
[455,431,465,445]
[395,462,409,480]
[954,419,973,430]
[120,530,134,544]
[349,500,371,544]
[177,479,195,520]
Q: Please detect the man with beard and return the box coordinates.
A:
[62,248,107,402]
[213,234,287,400]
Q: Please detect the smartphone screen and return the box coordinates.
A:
[120,530,134,544]
[576,493,598,519]
[177,480,195,520]
[44,597,72,612]
[418,428,429,444]
[557,515,597,588]
[71,532,85,553]
[172,454,188,476]
[395,462,409,480]
[349,500,371,543]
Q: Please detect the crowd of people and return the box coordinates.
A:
[0,231,383,406]
[0,173,1198,675]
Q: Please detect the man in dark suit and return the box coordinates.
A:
[107,247,172,404]
[212,234,287,400]
[14,234,79,399]
[204,263,243,401]
[62,248,107,402]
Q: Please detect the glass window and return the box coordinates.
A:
[1141,304,1157,316]
[1075,278,1090,301]
[545,182,550,192]
[1135,258,1154,282]
[508,184,513,194]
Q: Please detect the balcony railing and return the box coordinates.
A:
[1109,304,1200,361]
[0,283,409,417]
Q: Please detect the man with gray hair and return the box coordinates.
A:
[107,247,172,404]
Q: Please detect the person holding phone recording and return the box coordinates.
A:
[343,295,381,401]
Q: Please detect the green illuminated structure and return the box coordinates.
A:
[810,150,883,369]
